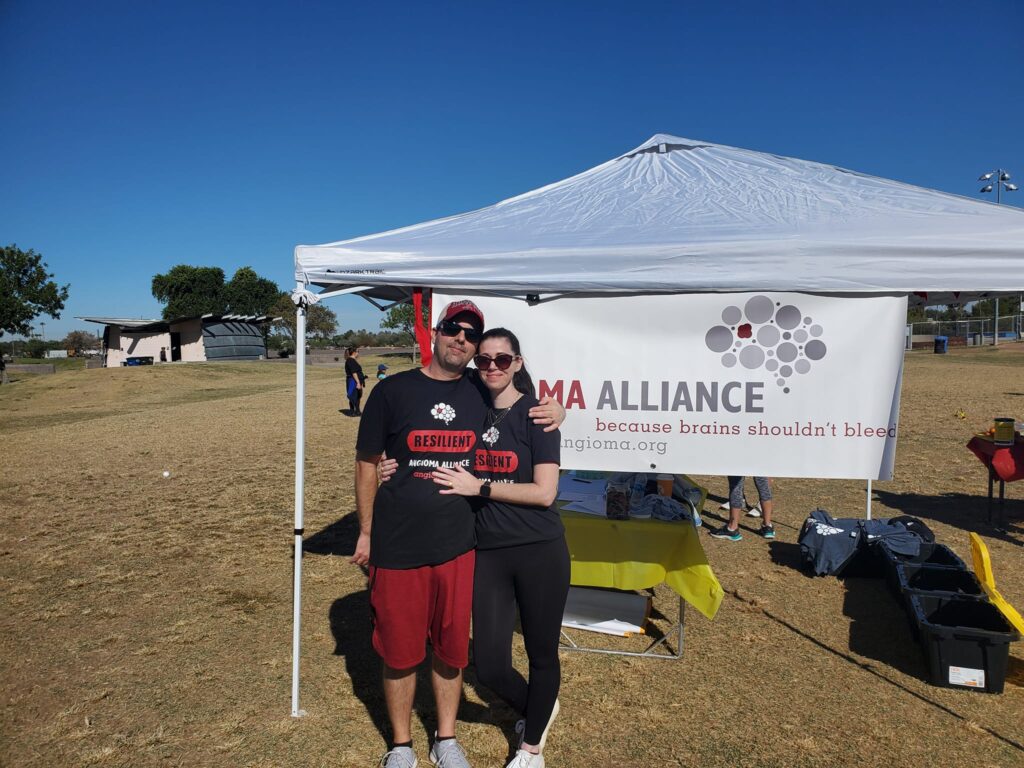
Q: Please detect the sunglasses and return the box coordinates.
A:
[473,353,519,371]
[436,319,483,344]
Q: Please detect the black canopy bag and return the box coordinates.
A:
[886,515,936,562]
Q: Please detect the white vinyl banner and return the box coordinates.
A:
[434,292,907,480]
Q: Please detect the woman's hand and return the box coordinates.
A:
[528,395,566,433]
[431,464,482,496]
[377,457,398,483]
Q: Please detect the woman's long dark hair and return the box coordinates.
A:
[479,327,535,399]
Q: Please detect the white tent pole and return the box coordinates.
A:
[291,301,308,718]
[865,479,873,520]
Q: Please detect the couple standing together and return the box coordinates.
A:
[352,300,569,768]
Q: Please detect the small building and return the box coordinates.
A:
[79,315,274,367]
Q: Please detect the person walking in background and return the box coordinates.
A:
[709,476,775,541]
[344,345,365,415]
[430,328,568,768]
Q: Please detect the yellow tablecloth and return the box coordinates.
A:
[560,510,724,620]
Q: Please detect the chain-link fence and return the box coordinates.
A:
[907,314,1023,348]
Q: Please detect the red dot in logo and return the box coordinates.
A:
[737,323,752,339]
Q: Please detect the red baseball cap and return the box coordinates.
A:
[437,299,484,331]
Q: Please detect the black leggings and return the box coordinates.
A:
[348,386,362,414]
[472,536,570,745]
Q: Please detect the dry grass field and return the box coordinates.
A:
[2,348,1022,768]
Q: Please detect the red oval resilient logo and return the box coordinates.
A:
[407,430,477,452]
[475,450,519,473]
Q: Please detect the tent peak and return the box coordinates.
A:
[622,137,712,159]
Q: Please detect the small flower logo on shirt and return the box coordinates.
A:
[812,522,844,536]
[431,402,456,424]
[482,426,499,446]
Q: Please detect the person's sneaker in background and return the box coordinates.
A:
[709,524,742,541]
[746,503,762,518]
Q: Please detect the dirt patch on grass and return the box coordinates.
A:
[1,352,1021,767]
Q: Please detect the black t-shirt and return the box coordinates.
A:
[345,357,364,383]
[474,395,563,550]
[356,369,488,569]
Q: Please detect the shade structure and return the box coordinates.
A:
[295,134,1024,301]
[289,134,1024,717]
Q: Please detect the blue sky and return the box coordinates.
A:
[2,0,1022,340]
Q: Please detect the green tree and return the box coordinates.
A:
[380,301,431,339]
[906,305,928,324]
[63,330,100,355]
[969,298,996,318]
[23,338,49,359]
[270,292,338,343]
[0,244,70,338]
[151,265,227,319]
[223,267,280,315]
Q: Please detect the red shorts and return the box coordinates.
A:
[369,549,476,670]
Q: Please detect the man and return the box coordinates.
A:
[353,300,562,768]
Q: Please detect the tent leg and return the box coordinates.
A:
[291,302,308,718]
[865,479,872,520]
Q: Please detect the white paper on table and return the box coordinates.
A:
[562,499,607,516]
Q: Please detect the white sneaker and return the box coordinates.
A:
[506,749,545,768]
[746,504,762,518]
[718,500,731,510]
[429,737,470,768]
[381,746,418,768]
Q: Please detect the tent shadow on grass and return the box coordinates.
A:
[842,576,925,679]
[872,490,1022,548]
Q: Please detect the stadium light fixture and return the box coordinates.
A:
[978,168,1016,203]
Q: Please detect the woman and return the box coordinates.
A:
[380,328,568,768]
[344,346,364,415]
[431,328,568,768]
[710,476,775,541]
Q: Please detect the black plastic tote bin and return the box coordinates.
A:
[899,564,984,600]
[898,565,987,639]
[910,594,1019,694]
[934,336,948,353]
[882,543,965,596]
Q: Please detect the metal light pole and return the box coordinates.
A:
[978,170,1017,345]
[979,169,1018,204]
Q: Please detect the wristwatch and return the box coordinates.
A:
[479,480,492,498]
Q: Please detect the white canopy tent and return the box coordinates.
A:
[288,135,1024,715]
[296,133,1024,301]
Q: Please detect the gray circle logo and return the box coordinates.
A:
[705,295,828,393]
